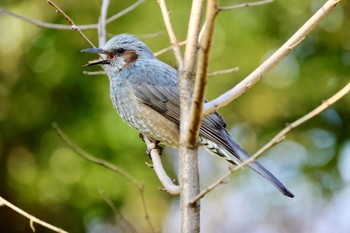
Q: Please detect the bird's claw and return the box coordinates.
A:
[146,140,163,159]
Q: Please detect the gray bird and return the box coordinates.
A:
[82,34,294,198]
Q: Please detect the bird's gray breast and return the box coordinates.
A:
[108,64,180,146]
[109,71,143,129]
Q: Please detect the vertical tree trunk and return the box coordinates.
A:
[179,0,205,232]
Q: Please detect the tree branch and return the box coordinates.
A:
[191,81,350,204]
[52,123,141,187]
[178,0,206,231]
[52,123,156,233]
[0,0,145,31]
[154,40,187,57]
[83,70,106,76]
[98,189,138,233]
[0,7,76,30]
[105,0,145,25]
[47,0,95,48]
[218,0,274,11]
[188,0,218,147]
[136,31,164,39]
[143,136,180,195]
[98,0,110,47]
[157,0,184,68]
[203,0,341,116]
[0,196,68,233]
[208,67,239,77]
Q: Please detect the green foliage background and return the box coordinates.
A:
[0,0,349,232]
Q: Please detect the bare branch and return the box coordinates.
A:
[52,123,156,232]
[52,123,141,188]
[143,136,180,195]
[157,0,184,68]
[138,184,156,233]
[98,0,110,47]
[83,70,106,76]
[106,0,145,25]
[181,0,204,142]
[1,0,145,31]
[203,0,341,116]
[0,7,78,30]
[47,0,95,47]
[136,31,164,38]
[218,0,273,11]
[190,144,280,205]
[255,81,350,156]
[0,7,97,30]
[198,20,207,43]
[98,189,138,233]
[191,81,350,204]
[154,40,187,57]
[188,0,218,147]
[178,0,206,231]
[208,67,239,77]
[0,196,68,233]
[189,168,233,205]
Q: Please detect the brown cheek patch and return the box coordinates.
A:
[122,50,138,68]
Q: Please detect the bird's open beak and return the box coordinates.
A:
[81,48,110,67]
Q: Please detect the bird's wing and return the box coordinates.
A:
[127,60,294,197]
[127,60,181,125]
[127,59,230,148]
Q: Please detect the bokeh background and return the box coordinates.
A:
[0,0,349,232]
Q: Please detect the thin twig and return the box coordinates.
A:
[0,196,68,233]
[52,123,156,233]
[47,0,95,48]
[98,0,110,47]
[136,31,164,39]
[98,189,138,233]
[196,0,271,41]
[255,82,350,156]
[53,123,141,188]
[105,0,145,25]
[154,40,187,57]
[138,184,155,233]
[191,81,350,204]
[83,70,106,76]
[208,67,239,77]
[218,0,273,11]
[0,8,78,30]
[99,188,119,214]
[157,0,184,68]
[0,0,145,31]
[143,136,180,195]
[203,0,341,116]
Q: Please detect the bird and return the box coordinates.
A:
[81,33,294,198]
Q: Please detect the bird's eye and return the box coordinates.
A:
[114,48,126,54]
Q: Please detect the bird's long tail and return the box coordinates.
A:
[201,133,294,198]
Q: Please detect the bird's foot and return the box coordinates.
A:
[146,140,163,159]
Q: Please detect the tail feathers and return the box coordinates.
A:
[200,135,294,198]
[245,159,294,198]
[224,137,294,198]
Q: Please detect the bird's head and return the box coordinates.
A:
[81,34,155,75]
